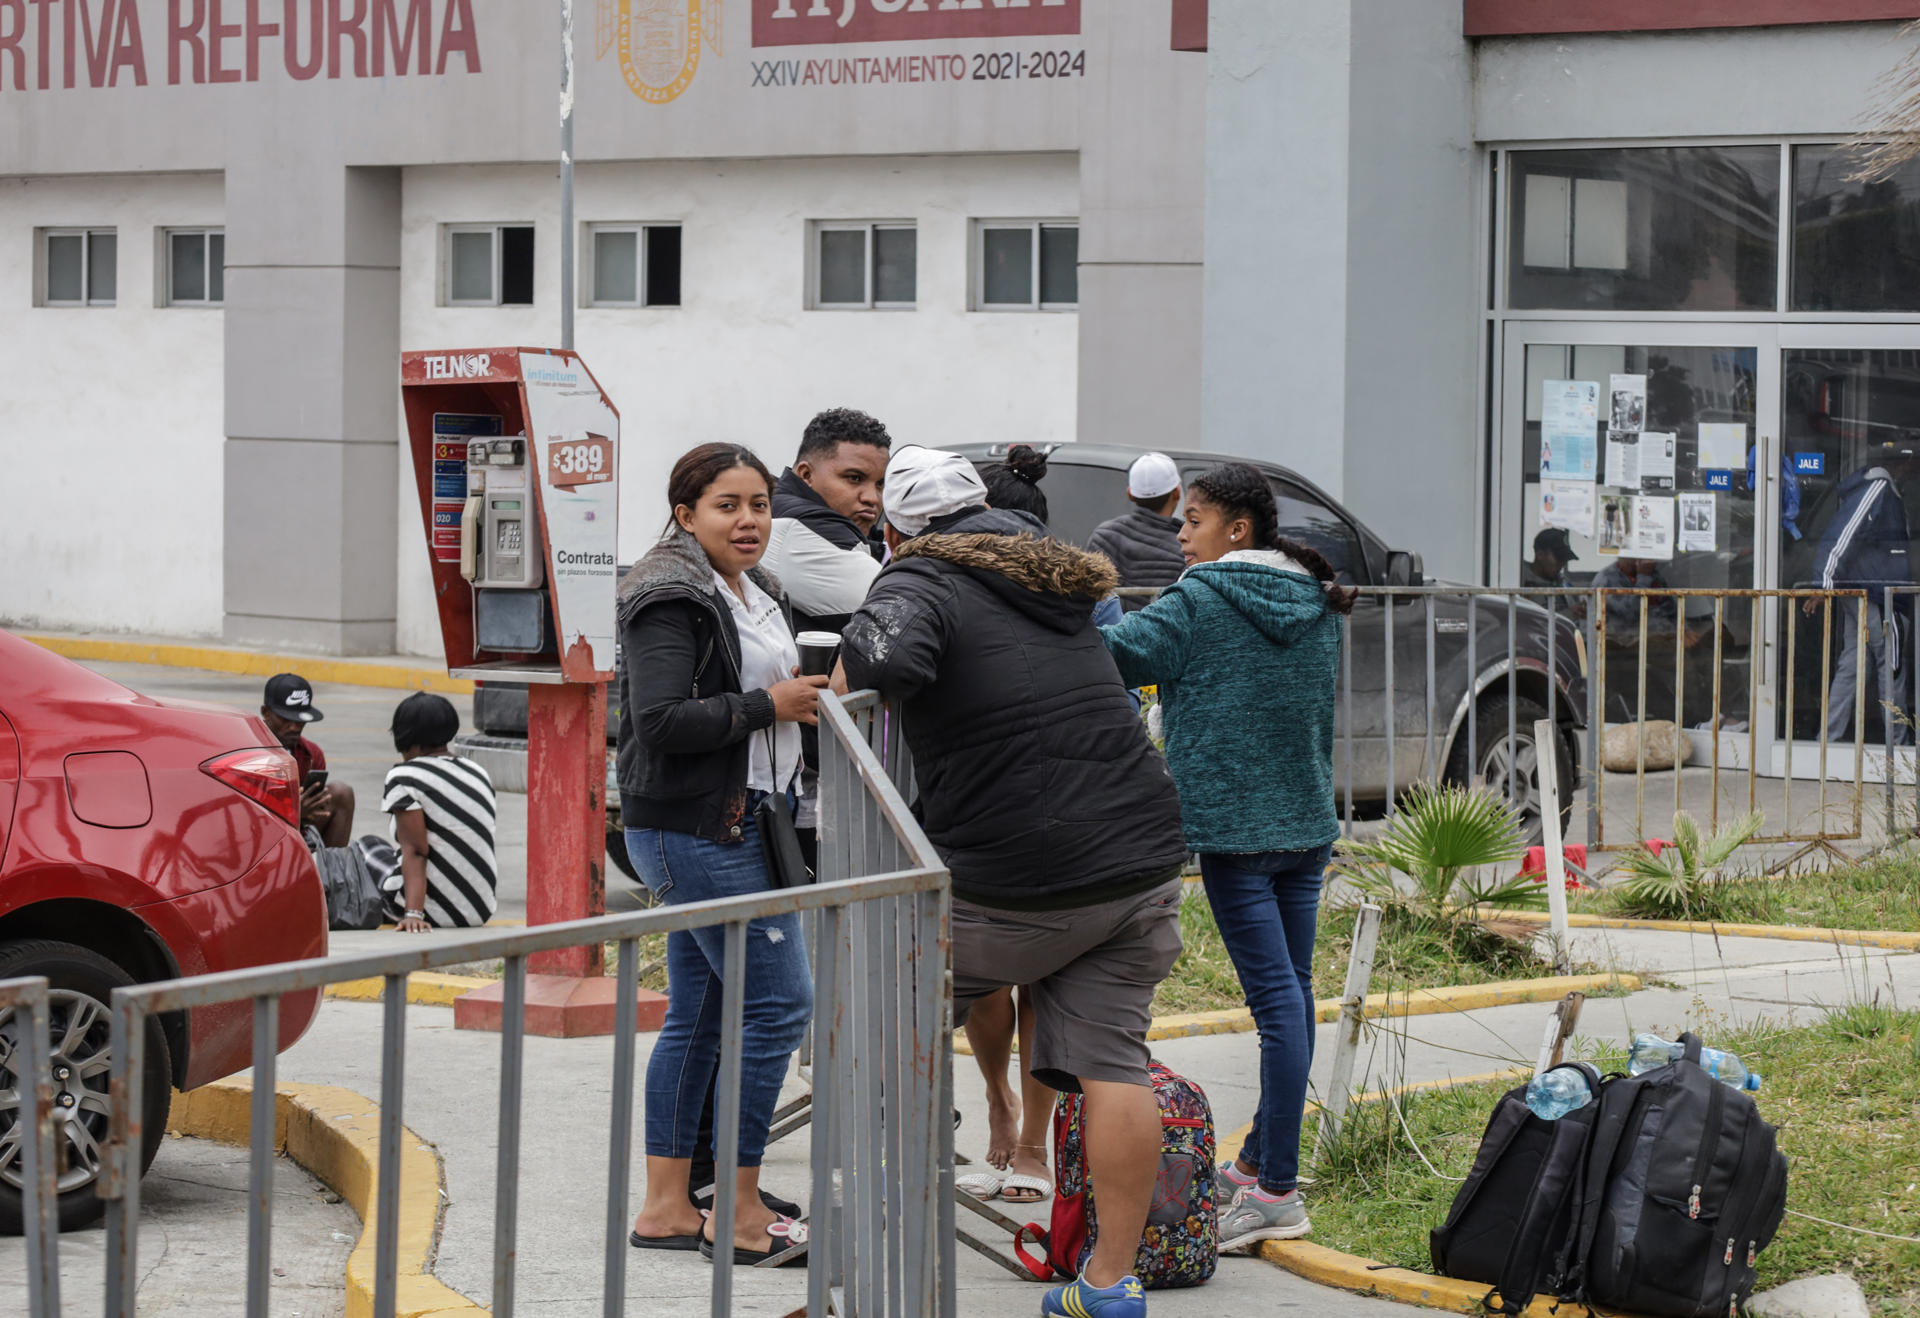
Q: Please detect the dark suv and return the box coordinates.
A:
[461,442,1585,851]
[950,442,1585,838]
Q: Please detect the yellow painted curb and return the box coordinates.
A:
[1222,1071,1651,1318]
[954,974,1637,1056]
[327,972,498,1008]
[169,1077,482,1318]
[1503,908,1920,952]
[24,634,472,695]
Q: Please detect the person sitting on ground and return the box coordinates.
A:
[261,672,355,846]
[1086,452,1186,613]
[838,445,1189,1318]
[1099,462,1356,1252]
[381,692,498,932]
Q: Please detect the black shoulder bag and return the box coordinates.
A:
[756,729,812,889]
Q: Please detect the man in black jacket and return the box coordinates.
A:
[1085,451,1185,613]
[839,445,1187,1318]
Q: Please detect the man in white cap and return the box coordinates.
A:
[1086,452,1185,613]
[837,445,1187,1318]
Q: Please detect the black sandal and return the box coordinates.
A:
[698,1215,810,1267]
[629,1228,703,1251]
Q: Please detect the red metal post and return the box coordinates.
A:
[525,681,608,977]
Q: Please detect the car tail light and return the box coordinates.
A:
[202,748,301,829]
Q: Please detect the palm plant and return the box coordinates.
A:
[1335,782,1543,927]
[1612,810,1763,920]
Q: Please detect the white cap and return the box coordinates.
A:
[883,445,989,537]
[1127,452,1182,500]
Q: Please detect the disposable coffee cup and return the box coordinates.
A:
[797,631,841,678]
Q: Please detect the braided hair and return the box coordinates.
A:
[1187,463,1358,615]
[980,444,1050,525]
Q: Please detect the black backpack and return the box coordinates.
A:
[1430,1062,1600,1314]
[1566,1034,1789,1318]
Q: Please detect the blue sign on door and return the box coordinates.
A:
[1704,470,1732,490]
[1793,452,1826,475]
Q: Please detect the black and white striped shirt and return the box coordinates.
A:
[381,755,498,928]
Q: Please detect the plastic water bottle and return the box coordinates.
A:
[1628,1034,1762,1092]
[1526,1065,1595,1120]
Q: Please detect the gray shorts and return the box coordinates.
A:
[951,876,1184,1093]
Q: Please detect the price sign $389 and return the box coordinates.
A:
[548,434,614,488]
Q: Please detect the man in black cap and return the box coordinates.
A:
[261,673,356,846]
[1522,527,1579,589]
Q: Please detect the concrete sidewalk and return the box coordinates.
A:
[249,923,1919,1317]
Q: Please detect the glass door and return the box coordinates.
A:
[1499,322,1781,772]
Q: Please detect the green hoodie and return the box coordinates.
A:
[1099,550,1342,854]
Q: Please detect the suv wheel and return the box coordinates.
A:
[1446,694,1575,846]
[0,939,171,1234]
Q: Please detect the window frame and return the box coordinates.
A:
[161,227,225,308]
[971,218,1080,312]
[808,220,917,311]
[442,222,536,308]
[583,221,683,309]
[38,227,117,307]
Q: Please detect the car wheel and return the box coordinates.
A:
[1445,694,1576,846]
[607,828,640,883]
[0,939,171,1235]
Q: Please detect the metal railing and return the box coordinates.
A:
[27,689,955,1318]
[1121,580,1896,865]
[1,975,60,1317]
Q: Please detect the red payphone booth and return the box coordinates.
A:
[400,347,660,1035]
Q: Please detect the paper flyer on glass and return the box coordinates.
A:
[1610,373,1647,435]
[1631,495,1674,560]
[1605,436,1640,489]
[1598,493,1632,555]
[1678,493,1716,553]
[1540,379,1600,482]
[1697,422,1747,471]
[1638,432,1677,492]
[1540,479,1596,538]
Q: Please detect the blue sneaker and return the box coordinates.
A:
[1041,1273,1146,1318]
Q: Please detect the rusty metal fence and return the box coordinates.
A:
[1122,580,1903,866]
[0,975,60,1317]
[0,690,954,1318]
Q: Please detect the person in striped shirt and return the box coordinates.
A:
[381,693,499,932]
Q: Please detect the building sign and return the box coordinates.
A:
[0,0,483,92]
[752,0,1079,47]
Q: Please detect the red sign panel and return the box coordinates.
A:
[548,434,616,489]
[1464,0,1920,36]
[753,0,1079,48]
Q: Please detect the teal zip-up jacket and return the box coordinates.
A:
[1099,549,1342,854]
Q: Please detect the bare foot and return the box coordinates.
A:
[704,1200,791,1256]
[983,1084,1019,1171]
[632,1203,706,1241]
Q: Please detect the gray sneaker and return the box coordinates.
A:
[1216,1189,1311,1252]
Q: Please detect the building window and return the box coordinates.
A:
[39,228,116,306]
[1506,147,1778,312]
[811,221,916,309]
[587,224,682,307]
[445,224,536,306]
[165,228,224,306]
[975,220,1078,310]
[1793,146,1920,313]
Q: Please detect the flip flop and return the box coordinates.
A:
[999,1173,1052,1204]
[629,1228,703,1251]
[957,1169,1007,1199]
[699,1215,810,1268]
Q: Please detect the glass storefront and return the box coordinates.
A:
[1494,141,1920,773]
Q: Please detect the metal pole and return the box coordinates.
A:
[18,987,59,1318]
[246,995,279,1318]
[1535,718,1573,975]
[560,0,576,352]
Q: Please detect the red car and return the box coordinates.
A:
[0,631,328,1231]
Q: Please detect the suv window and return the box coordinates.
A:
[1041,461,1131,545]
[1271,480,1365,585]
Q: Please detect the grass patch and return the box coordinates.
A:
[1152,892,1582,1016]
[1579,851,1920,931]
[1300,1008,1920,1311]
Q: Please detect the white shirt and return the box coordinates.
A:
[713,568,804,795]
[763,518,881,620]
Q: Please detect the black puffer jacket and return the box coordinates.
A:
[840,507,1187,910]
[1086,507,1185,612]
[615,530,788,844]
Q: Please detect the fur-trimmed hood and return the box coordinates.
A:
[890,507,1115,634]
[616,528,783,622]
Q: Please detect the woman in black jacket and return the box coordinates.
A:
[617,443,824,1266]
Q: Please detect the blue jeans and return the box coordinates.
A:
[625,811,812,1166]
[1200,845,1329,1194]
